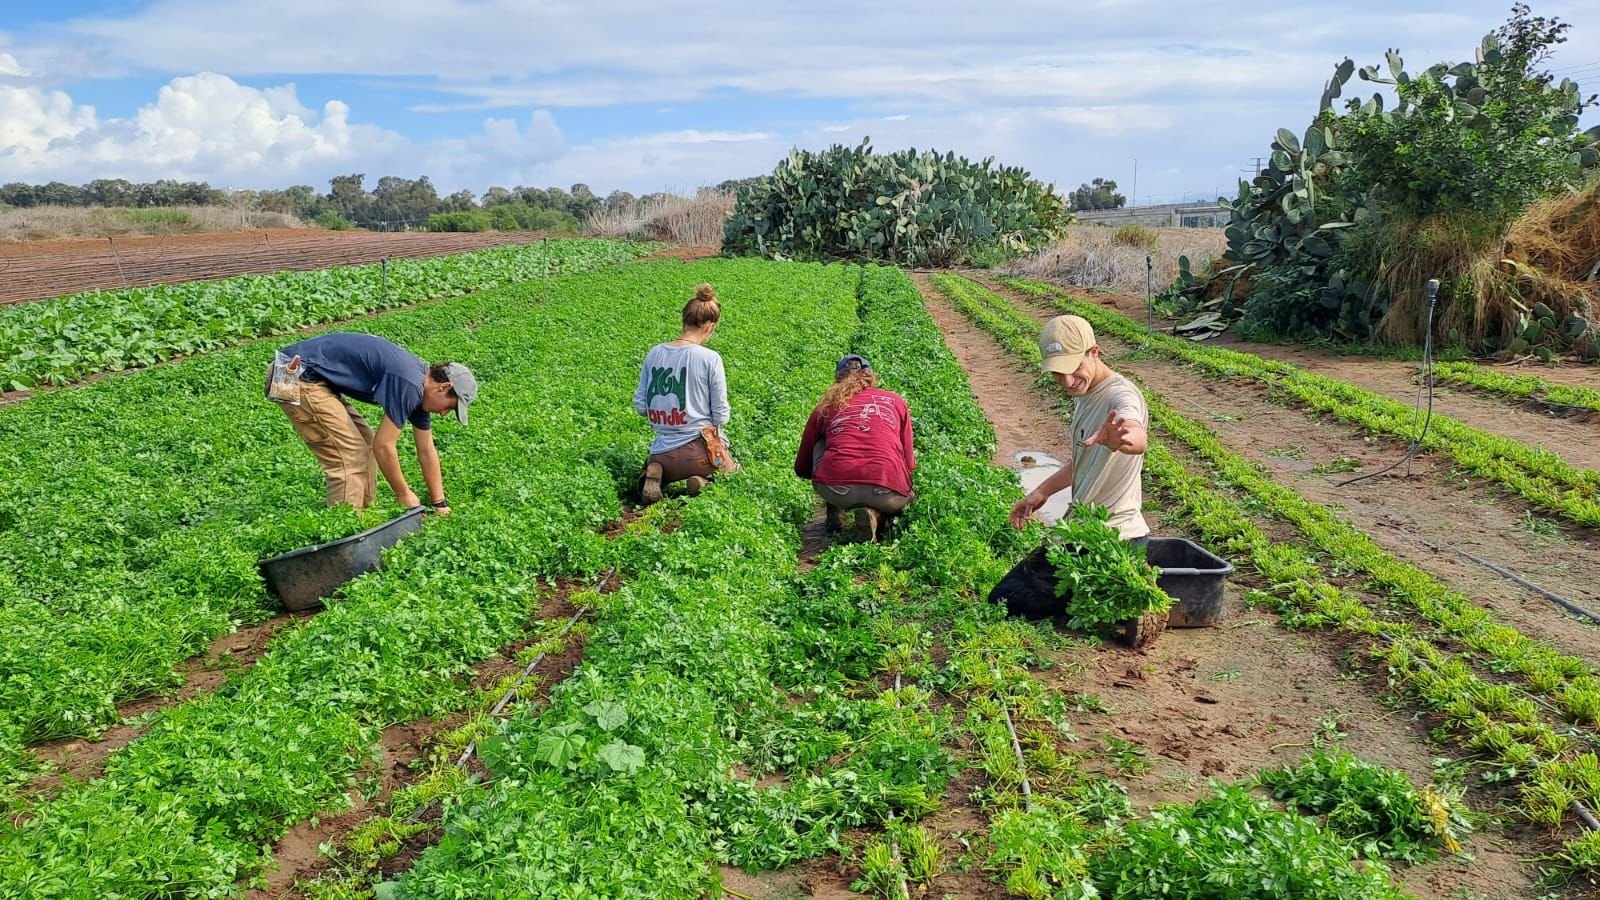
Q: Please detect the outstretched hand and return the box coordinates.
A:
[1083,409,1138,453]
[1008,494,1042,529]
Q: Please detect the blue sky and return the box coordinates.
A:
[2,1,1598,203]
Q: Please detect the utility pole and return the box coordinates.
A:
[1131,158,1138,210]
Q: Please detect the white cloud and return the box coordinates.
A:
[0,73,402,186]
[0,52,27,77]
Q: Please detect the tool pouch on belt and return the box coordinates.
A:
[266,352,304,405]
[700,426,732,471]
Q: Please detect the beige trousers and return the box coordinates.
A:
[278,377,379,508]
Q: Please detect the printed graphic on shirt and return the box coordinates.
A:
[645,365,689,426]
[828,396,894,435]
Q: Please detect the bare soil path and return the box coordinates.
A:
[0,229,567,304]
[910,273,1548,900]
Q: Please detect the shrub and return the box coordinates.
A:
[423,211,492,232]
[1111,224,1157,251]
[724,137,1070,266]
[313,210,355,231]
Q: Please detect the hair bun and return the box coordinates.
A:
[693,283,717,303]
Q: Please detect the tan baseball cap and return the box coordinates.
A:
[1039,315,1096,375]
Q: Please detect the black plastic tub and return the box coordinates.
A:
[1146,537,1234,628]
[258,506,426,612]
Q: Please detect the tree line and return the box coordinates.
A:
[0,175,761,232]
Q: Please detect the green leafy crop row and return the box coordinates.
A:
[0,238,654,390]
[1432,361,1600,415]
[1003,277,1600,528]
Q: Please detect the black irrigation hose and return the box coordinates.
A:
[1454,550,1600,627]
[1577,800,1600,832]
[1404,534,1600,627]
[1340,278,1439,488]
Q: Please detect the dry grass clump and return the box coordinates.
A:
[0,205,303,242]
[585,191,735,249]
[1009,225,1226,294]
[1375,178,1599,349]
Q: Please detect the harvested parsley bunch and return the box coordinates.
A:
[1045,504,1172,630]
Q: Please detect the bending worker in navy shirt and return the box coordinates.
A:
[273,332,478,513]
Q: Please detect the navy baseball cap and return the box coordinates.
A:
[835,354,872,378]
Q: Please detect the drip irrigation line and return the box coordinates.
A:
[105,236,131,289]
[1577,800,1599,832]
[1404,534,1600,626]
[405,566,615,823]
[1340,278,1439,488]
[990,664,1034,812]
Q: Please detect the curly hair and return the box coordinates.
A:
[819,368,877,415]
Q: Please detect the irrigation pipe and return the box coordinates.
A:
[990,664,1034,812]
[1405,535,1600,626]
[1577,800,1600,832]
[882,671,913,900]
[105,236,131,289]
[406,566,616,823]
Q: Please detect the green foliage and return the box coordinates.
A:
[1045,505,1173,630]
[422,210,492,232]
[1432,360,1600,413]
[1341,8,1595,221]
[426,205,580,234]
[1092,784,1406,900]
[0,238,653,390]
[1258,749,1469,861]
[985,802,1097,899]
[723,137,1070,266]
[313,209,355,230]
[0,259,855,895]
[1068,177,1126,211]
[1111,224,1157,251]
[1176,6,1600,351]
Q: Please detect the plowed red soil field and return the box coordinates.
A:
[0,229,565,304]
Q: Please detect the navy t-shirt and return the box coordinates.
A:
[281,333,431,431]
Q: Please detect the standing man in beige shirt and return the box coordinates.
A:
[989,314,1150,619]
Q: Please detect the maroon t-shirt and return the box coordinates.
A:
[794,387,915,496]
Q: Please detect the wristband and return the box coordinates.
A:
[431,498,450,508]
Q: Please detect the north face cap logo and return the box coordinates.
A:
[1044,342,1065,353]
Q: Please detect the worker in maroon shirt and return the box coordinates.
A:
[794,354,916,543]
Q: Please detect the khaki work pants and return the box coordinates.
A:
[278,378,379,508]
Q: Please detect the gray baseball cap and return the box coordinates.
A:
[442,362,478,425]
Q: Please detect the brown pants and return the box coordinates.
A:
[277,376,379,508]
[814,482,911,515]
[645,434,740,486]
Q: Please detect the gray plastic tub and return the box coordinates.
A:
[1146,537,1235,628]
[258,506,426,612]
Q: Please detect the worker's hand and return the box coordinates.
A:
[1083,409,1136,453]
[430,502,452,517]
[1009,493,1042,529]
[398,490,422,510]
